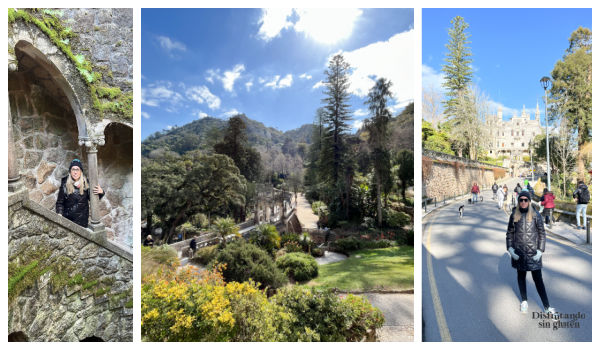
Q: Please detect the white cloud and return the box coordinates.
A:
[245,80,254,92]
[222,64,245,92]
[185,86,221,110]
[422,64,446,94]
[196,111,209,119]
[142,81,184,108]
[157,35,186,53]
[257,9,362,45]
[353,109,369,117]
[166,125,174,130]
[299,73,312,80]
[222,108,241,118]
[312,80,325,90]
[205,69,219,84]
[336,30,414,107]
[141,111,150,119]
[257,8,294,41]
[264,74,293,89]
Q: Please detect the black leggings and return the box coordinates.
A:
[517,269,550,309]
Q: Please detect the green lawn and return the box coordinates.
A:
[306,246,413,292]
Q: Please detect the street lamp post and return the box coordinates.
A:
[540,76,552,192]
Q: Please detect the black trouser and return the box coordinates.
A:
[517,269,550,309]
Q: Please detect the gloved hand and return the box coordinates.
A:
[532,250,543,262]
[508,247,519,260]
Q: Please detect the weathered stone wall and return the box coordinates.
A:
[423,150,509,202]
[8,190,133,342]
[59,9,133,97]
[9,76,83,211]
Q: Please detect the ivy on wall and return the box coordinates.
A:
[8,8,132,122]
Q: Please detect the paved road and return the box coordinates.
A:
[422,185,592,342]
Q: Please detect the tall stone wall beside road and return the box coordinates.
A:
[423,150,508,202]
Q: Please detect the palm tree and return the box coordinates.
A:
[212,217,239,244]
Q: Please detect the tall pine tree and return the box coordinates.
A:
[365,78,393,227]
[442,16,473,119]
[320,53,354,218]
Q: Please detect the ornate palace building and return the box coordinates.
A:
[485,104,543,161]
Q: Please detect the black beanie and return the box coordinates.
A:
[518,190,531,201]
[70,159,84,173]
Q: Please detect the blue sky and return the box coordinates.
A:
[141,8,414,140]
[422,8,592,126]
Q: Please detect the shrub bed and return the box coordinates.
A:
[276,253,318,282]
[212,240,287,290]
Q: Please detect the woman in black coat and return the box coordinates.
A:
[506,190,555,315]
[55,159,104,228]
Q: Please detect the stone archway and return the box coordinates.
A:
[10,40,88,210]
[98,122,133,247]
[8,331,29,342]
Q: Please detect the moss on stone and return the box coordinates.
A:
[8,9,132,121]
[82,280,98,290]
[8,243,116,303]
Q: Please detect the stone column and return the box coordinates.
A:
[81,136,106,237]
[8,94,23,192]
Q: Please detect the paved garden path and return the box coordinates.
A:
[295,193,319,230]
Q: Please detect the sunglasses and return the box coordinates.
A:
[519,198,529,203]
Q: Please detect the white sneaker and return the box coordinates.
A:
[520,301,528,313]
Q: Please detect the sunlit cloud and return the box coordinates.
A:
[141,111,150,119]
[257,8,362,45]
[257,8,294,41]
[142,81,184,108]
[339,30,414,107]
[299,73,312,80]
[294,9,362,45]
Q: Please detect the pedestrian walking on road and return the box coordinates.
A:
[506,190,556,316]
[471,182,480,204]
[497,184,505,209]
[492,182,499,200]
[503,185,509,211]
[514,183,522,197]
[573,180,590,230]
[540,188,555,228]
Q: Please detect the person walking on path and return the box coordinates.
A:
[573,180,590,230]
[497,183,505,209]
[506,190,556,315]
[55,159,104,228]
[189,237,198,258]
[540,188,556,228]
[471,182,480,204]
[503,185,510,211]
[492,182,499,200]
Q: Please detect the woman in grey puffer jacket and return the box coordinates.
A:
[506,190,555,315]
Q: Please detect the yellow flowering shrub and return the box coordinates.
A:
[142,264,384,341]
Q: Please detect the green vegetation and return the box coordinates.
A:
[8,244,125,304]
[212,240,287,290]
[276,252,318,282]
[308,247,414,292]
[8,8,132,121]
[249,224,281,254]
